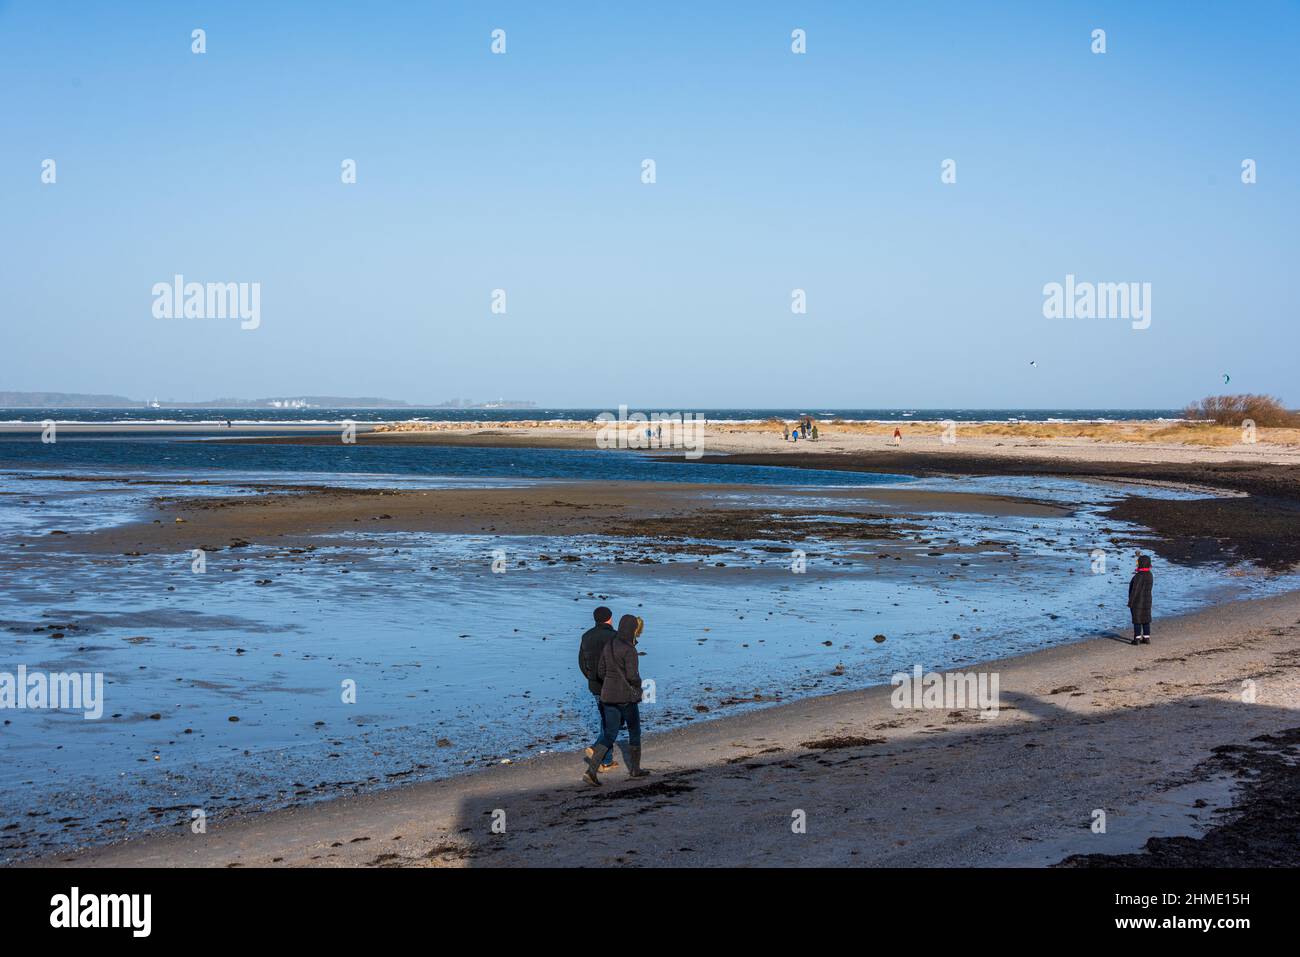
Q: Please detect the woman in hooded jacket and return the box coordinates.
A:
[583,614,651,785]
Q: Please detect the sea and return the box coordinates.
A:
[0,406,1185,426]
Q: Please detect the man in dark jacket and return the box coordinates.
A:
[583,614,650,785]
[578,607,618,771]
[1128,554,1153,645]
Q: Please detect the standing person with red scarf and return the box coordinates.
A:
[1128,554,1154,645]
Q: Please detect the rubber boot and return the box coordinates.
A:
[583,744,608,786]
[627,745,650,778]
[584,745,618,772]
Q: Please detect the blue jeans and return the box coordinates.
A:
[594,702,641,751]
[593,697,617,765]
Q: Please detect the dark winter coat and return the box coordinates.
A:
[1128,569,1153,623]
[597,616,643,704]
[578,622,615,695]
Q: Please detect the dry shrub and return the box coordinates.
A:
[1182,394,1297,427]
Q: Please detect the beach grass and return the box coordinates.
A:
[374,418,1300,447]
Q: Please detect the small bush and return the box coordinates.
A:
[1182,394,1297,428]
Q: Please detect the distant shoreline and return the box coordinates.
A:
[0,421,383,434]
[0,413,1197,435]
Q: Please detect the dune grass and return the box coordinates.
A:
[375,416,1300,448]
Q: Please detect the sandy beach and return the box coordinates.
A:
[355,417,1300,462]
[31,588,1300,868]
[2,424,1295,868]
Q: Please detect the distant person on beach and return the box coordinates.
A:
[583,614,650,785]
[791,429,799,443]
[891,427,902,446]
[811,424,819,441]
[1128,554,1153,644]
[578,607,619,772]
[782,424,790,441]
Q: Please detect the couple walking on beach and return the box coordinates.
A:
[572,560,1152,787]
[578,607,651,786]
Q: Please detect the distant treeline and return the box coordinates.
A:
[0,392,138,408]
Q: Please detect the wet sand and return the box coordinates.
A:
[696,450,1300,570]
[208,424,1300,568]
[16,478,1068,558]
[17,431,1300,569]
[11,465,1187,864]
[31,589,1300,868]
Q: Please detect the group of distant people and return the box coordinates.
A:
[782,416,819,443]
[776,419,909,445]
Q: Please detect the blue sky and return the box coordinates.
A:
[1,1,1296,407]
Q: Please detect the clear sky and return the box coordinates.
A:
[2,1,1296,408]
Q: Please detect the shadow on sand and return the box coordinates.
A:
[425,691,1299,868]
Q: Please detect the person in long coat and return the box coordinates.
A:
[1128,554,1153,644]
